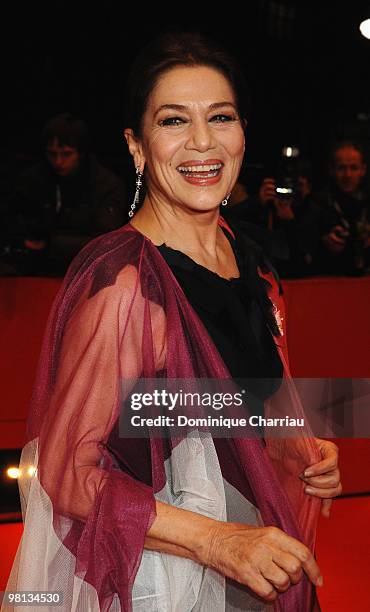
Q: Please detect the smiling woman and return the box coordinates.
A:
[4,32,341,612]
[124,63,245,241]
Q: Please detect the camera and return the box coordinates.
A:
[275,146,300,198]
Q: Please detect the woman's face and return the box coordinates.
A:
[137,65,245,213]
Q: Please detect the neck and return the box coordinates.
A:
[129,193,225,258]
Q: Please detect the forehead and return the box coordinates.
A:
[334,146,364,165]
[149,65,236,108]
[46,139,78,152]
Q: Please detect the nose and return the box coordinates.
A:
[342,167,353,178]
[185,118,216,152]
[50,154,63,168]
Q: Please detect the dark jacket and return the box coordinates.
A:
[224,195,322,278]
[7,155,127,275]
[313,185,370,276]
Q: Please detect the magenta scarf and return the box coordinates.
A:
[7,219,322,612]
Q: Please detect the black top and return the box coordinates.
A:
[155,221,283,387]
[106,221,283,486]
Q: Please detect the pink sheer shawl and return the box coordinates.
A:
[4,218,322,612]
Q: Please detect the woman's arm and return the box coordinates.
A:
[144,500,323,603]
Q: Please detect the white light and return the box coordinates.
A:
[359,18,370,39]
[282,145,299,158]
[276,187,293,195]
[6,467,20,479]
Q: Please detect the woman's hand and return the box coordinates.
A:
[203,522,323,603]
[301,438,342,517]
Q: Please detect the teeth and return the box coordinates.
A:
[177,163,222,173]
[185,171,219,178]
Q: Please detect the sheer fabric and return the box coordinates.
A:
[3,218,321,611]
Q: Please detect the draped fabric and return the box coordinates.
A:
[3,218,322,612]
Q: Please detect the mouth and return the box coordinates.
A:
[176,161,224,184]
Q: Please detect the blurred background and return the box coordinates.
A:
[2,1,370,190]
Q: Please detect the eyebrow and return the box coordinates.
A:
[154,101,237,118]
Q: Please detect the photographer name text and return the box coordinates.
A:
[130,415,305,428]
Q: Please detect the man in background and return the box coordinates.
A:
[7,113,127,275]
[315,139,369,275]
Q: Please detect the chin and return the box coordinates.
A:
[188,193,226,209]
[187,200,223,213]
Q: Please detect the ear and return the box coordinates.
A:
[123,129,146,173]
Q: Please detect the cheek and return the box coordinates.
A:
[222,129,245,160]
[145,132,183,171]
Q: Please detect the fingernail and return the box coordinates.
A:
[305,487,314,494]
[316,576,324,587]
[304,470,313,477]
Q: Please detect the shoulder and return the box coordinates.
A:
[62,224,145,298]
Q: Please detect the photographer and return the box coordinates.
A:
[314,139,370,276]
[225,151,321,278]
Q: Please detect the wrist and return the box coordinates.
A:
[191,518,223,565]
[199,521,257,572]
[146,501,222,564]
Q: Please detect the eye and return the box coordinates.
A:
[159,117,186,127]
[210,114,235,123]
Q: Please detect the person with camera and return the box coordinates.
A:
[314,139,370,276]
[225,156,321,277]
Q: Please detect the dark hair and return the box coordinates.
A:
[329,138,368,166]
[124,32,249,138]
[41,113,89,153]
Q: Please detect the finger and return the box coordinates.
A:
[300,553,323,588]
[301,471,340,488]
[260,561,291,593]
[304,484,342,498]
[241,570,278,602]
[274,532,322,587]
[272,550,304,585]
[263,188,277,198]
[332,226,349,236]
[329,233,346,244]
[321,499,332,518]
[303,454,338,478]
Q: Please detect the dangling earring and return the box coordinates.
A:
[221,193,231,206]
[128,166,143,218]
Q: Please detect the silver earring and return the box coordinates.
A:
[221,193,230,206]
[128,167,143,218]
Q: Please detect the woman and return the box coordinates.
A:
[4,33,341,612]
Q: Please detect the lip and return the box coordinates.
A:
[176,159,224,168]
